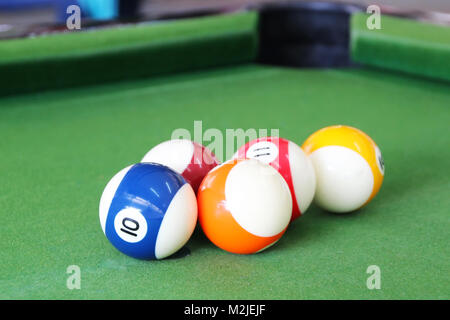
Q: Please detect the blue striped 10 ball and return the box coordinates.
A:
[99,163,198,260]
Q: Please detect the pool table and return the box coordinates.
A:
[0,2,449,300]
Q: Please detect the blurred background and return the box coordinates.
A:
[0,0,450,39]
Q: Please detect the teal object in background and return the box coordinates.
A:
[78,0,118,20]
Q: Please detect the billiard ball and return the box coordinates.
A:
[141,139,219,193]
[99,163,197,260]
[198,159,292,254]
[302,125,384,213]
[234,137,316,221]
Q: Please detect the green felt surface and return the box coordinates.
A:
[0,64,449,299]
[351,13,450,82]
[0,12,258,97]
